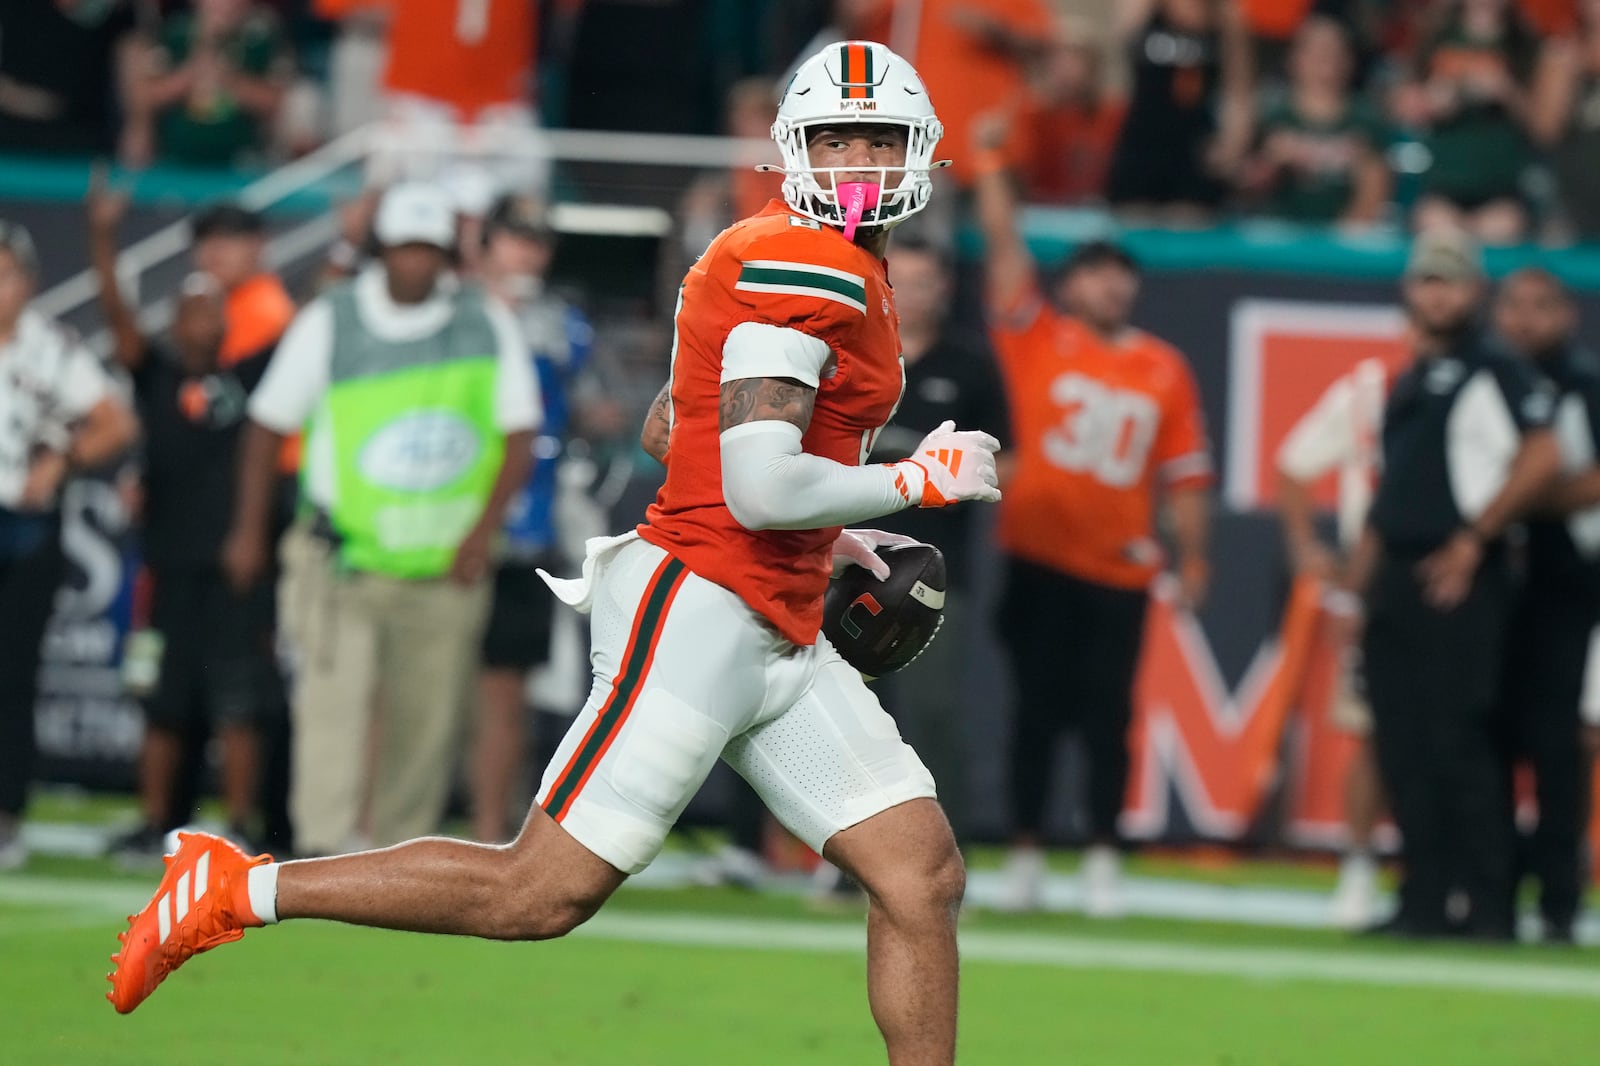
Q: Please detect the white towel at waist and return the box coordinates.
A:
[536,530,642,614]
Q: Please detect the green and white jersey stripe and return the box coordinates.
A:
[735,259,868,314]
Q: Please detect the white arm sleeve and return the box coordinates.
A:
[720,421,916,530]
[248,301,333,433]
[1276,375,1359,482]
[721,323,831,386]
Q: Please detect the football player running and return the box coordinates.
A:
[108,40,999,1066]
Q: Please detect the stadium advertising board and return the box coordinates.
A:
[34,474,142,791]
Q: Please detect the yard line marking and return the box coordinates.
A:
[570,914,1600,1000]
[4,878,1598,1000]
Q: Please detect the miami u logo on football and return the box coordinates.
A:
[840,592,883,639]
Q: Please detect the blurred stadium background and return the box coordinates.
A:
[5,0,1600,1062]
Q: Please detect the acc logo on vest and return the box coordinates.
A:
[358,411,482,492]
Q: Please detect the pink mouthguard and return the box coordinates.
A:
[838,182,881,241]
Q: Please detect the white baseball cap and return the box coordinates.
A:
[374,182,456,250]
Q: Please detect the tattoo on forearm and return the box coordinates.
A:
[641,383,673,464]
[718,377,816,432]
[648,387,672,432]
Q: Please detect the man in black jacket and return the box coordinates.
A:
[1344,231,1561,940]
[1492,267,1600,943]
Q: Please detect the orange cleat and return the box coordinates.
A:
[106,831,271,1014]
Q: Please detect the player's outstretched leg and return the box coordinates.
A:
[825,797,964,1066]
[108,805,624,1014]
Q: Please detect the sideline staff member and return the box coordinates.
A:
[0,220,137,868]
[225,183,538,856]
[1347,230,1560,940]
[1492,268,1600,944]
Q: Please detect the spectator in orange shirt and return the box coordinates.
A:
[974,114,1214,917]
[1013,24,1127,205]
[190,204,295,367]
[314,0,544,198]
[889,0,1054,194]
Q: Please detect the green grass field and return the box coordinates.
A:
[5,853,1600,1065]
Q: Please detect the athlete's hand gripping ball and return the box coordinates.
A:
[894,420,1002,507]
[831,528,919,580]
[823,541,948,677]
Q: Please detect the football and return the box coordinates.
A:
[822,542,947,678]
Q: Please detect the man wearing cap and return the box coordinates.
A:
[1341,230,1561,939]
[973,126,1214,916]
[222,182,540,856]
[0,219,138,869]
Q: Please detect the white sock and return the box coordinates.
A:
[246,863,280,925]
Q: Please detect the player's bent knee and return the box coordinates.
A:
[486,835,618,941]
[871,844,966,919]
[488,886,608,941]
[926,847,967,912]
[519,898,601,942]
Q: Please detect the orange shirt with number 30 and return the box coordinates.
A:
[991,297,1213,590]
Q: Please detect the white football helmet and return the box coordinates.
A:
[768,41,945,231]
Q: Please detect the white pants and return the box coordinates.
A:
[536,535,936,874]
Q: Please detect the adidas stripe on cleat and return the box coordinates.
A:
[106,831,271,1014]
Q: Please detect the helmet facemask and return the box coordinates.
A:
[765,42,945,234]
[768,118,941,232]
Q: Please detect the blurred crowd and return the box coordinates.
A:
[0,0,1598,948]
[13,0,1600,244]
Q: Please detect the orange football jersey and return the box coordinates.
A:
[992,296,1213,590]
[314,0,534,118]
[640,201,905,646]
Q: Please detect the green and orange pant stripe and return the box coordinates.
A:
[541,555,689,823]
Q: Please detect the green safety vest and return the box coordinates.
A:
[308,281,504,578]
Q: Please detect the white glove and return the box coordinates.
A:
[893,420,1002,508]
[831,528,920,580]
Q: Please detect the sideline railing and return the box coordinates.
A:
[30,124,779,341]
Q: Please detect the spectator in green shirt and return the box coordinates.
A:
[1237,16,1393,227]
[1392,0,1542,244]
[124,0,291,169]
